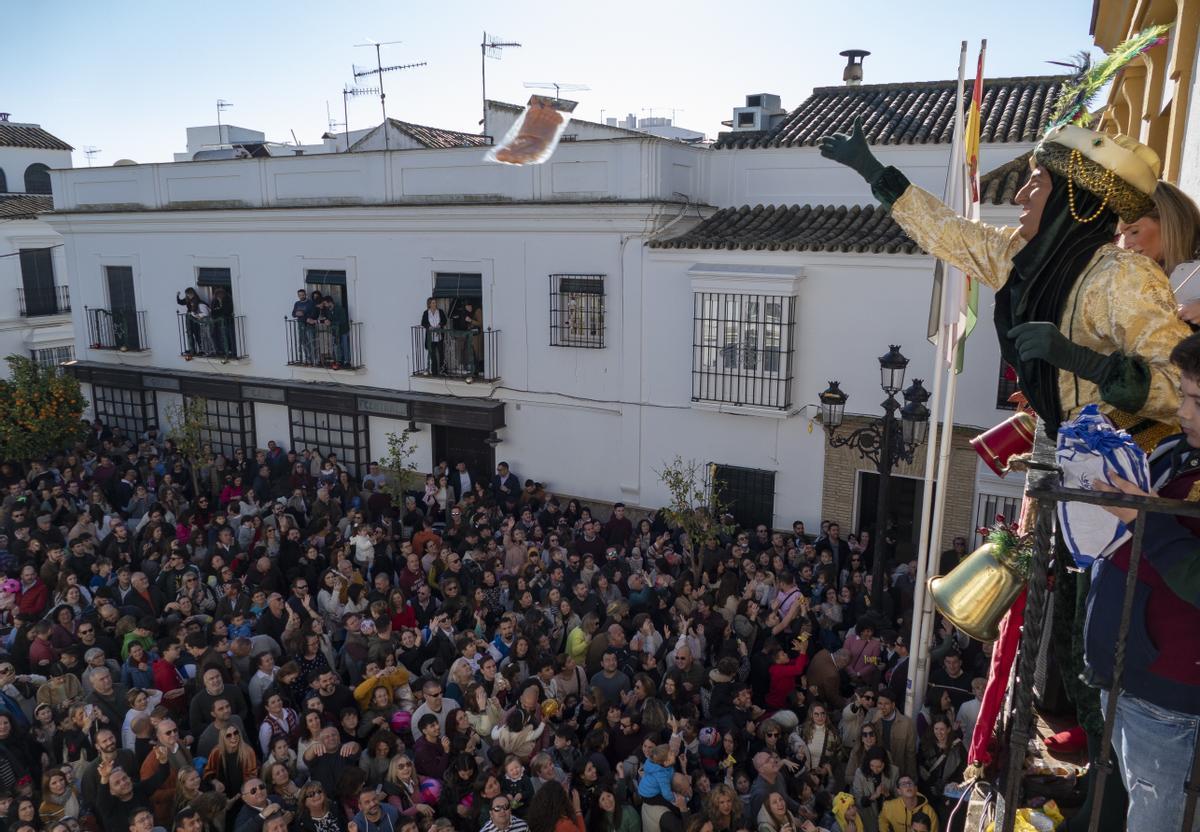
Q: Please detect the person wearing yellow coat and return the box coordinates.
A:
[819,119,1190,448]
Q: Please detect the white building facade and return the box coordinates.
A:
[45,74,1061,551]
[0,117,75,377]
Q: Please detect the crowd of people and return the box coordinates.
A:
[288,288,352,370]
[0,420,986,832]
[1,128,1196,832]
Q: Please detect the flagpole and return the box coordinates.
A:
[908,39,968,720]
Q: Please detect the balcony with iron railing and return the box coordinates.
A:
[410,326,500,382]
[284,318,363,370]
[178,313,247,361]
[86,307,149,352]
[17,285,70,317]
[967,429,1200,831]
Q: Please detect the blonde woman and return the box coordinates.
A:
[704,783,745,832]
[1118,182,1200,322]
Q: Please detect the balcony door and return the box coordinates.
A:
[105,266,141,350]
[19,249,57,316]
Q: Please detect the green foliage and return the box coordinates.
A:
[0,355,87,461]
[167,397,208,497]
[655,455,729,566]
[379,427,424,504]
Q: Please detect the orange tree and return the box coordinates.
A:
[0,355,87,461]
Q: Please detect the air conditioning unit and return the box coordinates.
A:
[731,94,785,132]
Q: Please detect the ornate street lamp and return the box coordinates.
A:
[819,346,930,605]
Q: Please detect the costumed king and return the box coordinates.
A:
[817,29,1188,832]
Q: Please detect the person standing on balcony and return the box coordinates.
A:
[1087,331,1200,832]
[210,286,235,363]
[421,297,445,376]
[291,289,317,365]
[177,287,206,358]
[322,297,350,370]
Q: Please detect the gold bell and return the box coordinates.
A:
[928,541,1026,642]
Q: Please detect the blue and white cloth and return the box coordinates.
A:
[1056,405,1151,568]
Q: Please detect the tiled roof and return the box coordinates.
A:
[648,203,919,253]
[349,118,491,151]
[979,151,1032,206]
[0,122,73,151]
[0,194,53,219]
[714,75,1064,149]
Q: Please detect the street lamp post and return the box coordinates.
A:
[819,345,931,607]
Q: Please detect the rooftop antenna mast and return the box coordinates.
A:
[523,81,590,101]
[342,84,380,152]
[216,99,233,145]
[353,39,427,151]
[326,101,345,137]
[642,105,685,123]
[481,31,521,138]
[83,146,102,167]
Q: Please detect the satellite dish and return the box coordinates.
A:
[114,159,137,166]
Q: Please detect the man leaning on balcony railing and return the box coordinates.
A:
[1082,331,1200,832]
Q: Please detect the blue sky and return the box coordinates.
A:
[7,0,1097,164]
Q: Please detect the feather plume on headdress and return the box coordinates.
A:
[1045,24,1172,131]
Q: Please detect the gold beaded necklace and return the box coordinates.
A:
[1066,148,1115,223]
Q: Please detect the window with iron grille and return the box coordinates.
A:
[288,407,369,477]
[549,274,605,348]
[187,396,256,461]
[92,385,157,438]
[710,463,776,531]
[30,346,73,372]
[692,292,796,409]
[996,360,1019,410]
[974,492,1023,548]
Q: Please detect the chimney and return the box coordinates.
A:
[0,113,9,122]
[840,49,871,86]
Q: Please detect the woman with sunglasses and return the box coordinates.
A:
[843,723,892,788]
[382,755,435,819]
[203,722,258,794]
[297,781,347,832]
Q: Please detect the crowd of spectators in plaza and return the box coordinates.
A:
[0,422,986,832]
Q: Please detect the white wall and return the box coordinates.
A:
[1177,41,1200,201]
[0,145,72,193]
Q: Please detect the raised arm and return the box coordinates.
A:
[819,117,1021,291]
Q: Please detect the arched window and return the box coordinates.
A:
[0,168,7,193]
[24,163,51,195]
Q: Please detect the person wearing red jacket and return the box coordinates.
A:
[766,634,811,711]
[150,640,186,714]
[16,564,48,619]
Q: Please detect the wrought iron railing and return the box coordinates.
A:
[178,313,247,360]
[86,307,148,351]
[410,326,500,381]
[283,318,363,370]
[17,285,70,317]
[985,428,1200,831]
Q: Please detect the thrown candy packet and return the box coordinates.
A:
[485,95,575,166]
[1055,404,1150,568]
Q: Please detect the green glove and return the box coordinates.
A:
[1007,322,1107,380]
[818,116,885,185]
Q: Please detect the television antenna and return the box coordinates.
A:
[342,84,381,152]
[642,105,685,123]
[523,81,590,100]
[216,99,233,145]
[326,101,345,136]
[481,31,521,137]
[354,39,427,151]
[83,146,102,166]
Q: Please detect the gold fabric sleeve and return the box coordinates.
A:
[890,184,1026,291]
[1064,245,1191,424]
